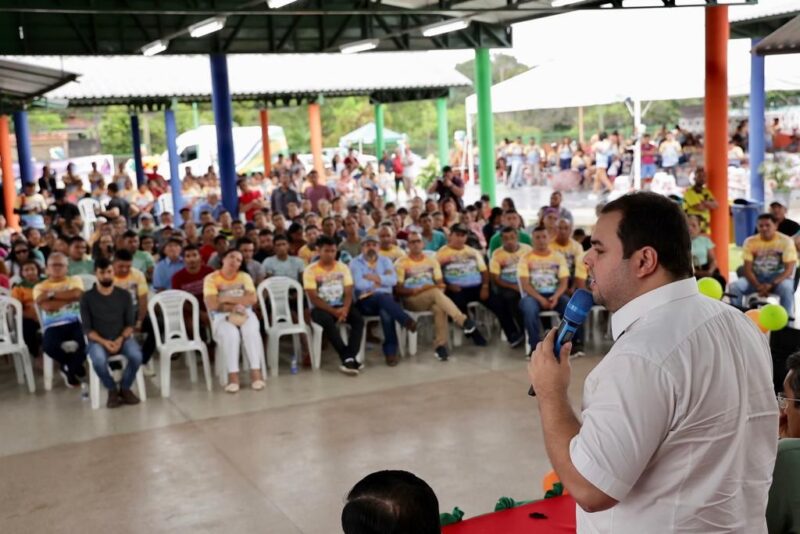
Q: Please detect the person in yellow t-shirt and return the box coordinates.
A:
[396,231,478,361]
[683,167,718,234]
[33,252,86,387]
[203,248,265,393]
[304,236,364,375]
[297,225,319,265]
[549,218,588,296]
[730,213,797,316]
[518,225,573,354]
[489,226,532,332]
[436,223,524,348]
[377,224,406,261]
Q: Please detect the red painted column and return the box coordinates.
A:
[0,116,19,229]
[308,102,325,178]
[259,108,272,177]
[705,6,729,276]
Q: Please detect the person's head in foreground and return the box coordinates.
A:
[781,352,800,439]
[342,470,440,534]
[584,192,693,313]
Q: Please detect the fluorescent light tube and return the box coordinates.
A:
[267,0,300,7]
[421,19,470,37]
[142,39,168,56]
[340,38,379,54]
[189,17,226,38]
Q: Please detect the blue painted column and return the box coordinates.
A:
[749,38,765,204]
[164,107,184,214]
[12,110,33,185]
[130,113,145,187]
[209,54,238,217]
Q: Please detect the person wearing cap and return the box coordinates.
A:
[436,223,524,348]
[349,235,416,367]
[683,167,718,234]
[304,236,365,375]
[769,201,800,237]
[138,212,156,238]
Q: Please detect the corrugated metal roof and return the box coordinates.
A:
[730,0,800,23]
[754,15,800,55]
[0,58,77,101]
[0,52,471,106]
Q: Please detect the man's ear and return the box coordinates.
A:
[635,246,659,278]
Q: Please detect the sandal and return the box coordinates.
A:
[224,382,240,393]
[251,380,266,391]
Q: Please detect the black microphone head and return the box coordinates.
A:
[563,288,594,324]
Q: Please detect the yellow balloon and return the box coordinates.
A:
[759,304,789,331]
[697,277,723,300]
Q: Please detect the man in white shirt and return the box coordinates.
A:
[528,192,778,533]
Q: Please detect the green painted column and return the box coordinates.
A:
[374,103,385,159]
[436,96,449,168]
[474,48,496,205]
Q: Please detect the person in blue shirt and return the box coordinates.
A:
[193,191,226,222]
[419,213,447,252]
[349,235,416,366]
[152,238,186,291]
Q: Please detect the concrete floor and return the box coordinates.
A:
[0,326,609,534]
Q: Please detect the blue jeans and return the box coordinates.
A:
[357,293,411,357]
[520,294,573,352]
[729,275,795,317]
[88,338,143,391]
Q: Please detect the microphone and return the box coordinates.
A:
[528,289,594,396]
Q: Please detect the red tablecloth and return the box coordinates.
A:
[442,495,576,534]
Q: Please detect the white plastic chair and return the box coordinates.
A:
[257,277,314,376]
[35,303,82,391]
[0,296,35,393]
[211,311,268,386]
[148,290,212,397]
[78,198,100,240]
[398,309,433,356]
[360,314,405,360]
[452,301,490,347]
[89,354,147,409]
[309,320,358,368]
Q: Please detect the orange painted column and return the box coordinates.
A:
[0,116,19,229]
[705,6,729,277]
[308,102,325,178]
[259,108,272,177]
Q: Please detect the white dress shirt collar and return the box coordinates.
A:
[611,277,698,340]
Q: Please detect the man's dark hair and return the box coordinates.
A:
[113,249,133,262]
[601,192,693,280]
[94,257,112,272]
[305,225,319,232]
[501,225,517,235]
[122,230,138,239]
[258,228,273,237]
[183,244,199,253]
[108,183,119,194]
[166,238,183,247]
[202,222,217,233]
[342,470,440,534]
[273,233,288,244]
[385,202,396,211]
[232,220,244,227]
[786,352,800,405]
[213,235,229,246]
[442,165,452,174]
[236,237,254,248]
[317,235,336,249]
[532,225,547,233]
[502,209,518,217]
[757,213,777,223]
[69,236,86,245]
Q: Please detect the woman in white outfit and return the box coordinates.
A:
[203,249,265,393]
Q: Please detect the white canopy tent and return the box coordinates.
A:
[465,38,800,188]
[339,122,406,154]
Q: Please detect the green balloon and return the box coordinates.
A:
[697,277,723,300]
[759,304,789,331]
